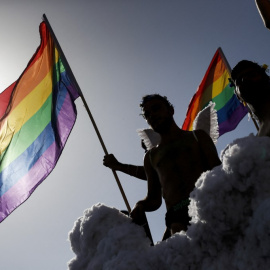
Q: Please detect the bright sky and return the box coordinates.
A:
[0,1,269,269]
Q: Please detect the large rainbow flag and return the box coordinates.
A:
[182,47,248,137]
[0,20,80,222]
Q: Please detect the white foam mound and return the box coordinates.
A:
[68,134,270,270]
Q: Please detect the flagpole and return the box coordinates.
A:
[42,14,131,213]
[218,47,259,132]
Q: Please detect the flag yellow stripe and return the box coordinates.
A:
[199,70,230,108]
[211,70,230,98]
[0,69,53,155]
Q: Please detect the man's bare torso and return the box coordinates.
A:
[149,131,206,209]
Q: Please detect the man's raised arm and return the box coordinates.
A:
[103,154,147,180]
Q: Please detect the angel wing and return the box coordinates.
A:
[192,101,219,144]
[136,128,161,151]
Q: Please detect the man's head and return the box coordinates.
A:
[230,60,270,105]
[140,94,174,133]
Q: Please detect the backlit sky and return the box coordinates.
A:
[1,1,269,269]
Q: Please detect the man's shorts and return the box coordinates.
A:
[165,198,191,229]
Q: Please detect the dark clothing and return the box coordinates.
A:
[165,199,191,229]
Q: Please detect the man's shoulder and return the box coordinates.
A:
[144,146,158,161]
[178,130,207,144]
[192,129,212,141]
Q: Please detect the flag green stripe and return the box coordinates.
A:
[0,94,52,172]
[212,84,234,111]
[55,58,66,82]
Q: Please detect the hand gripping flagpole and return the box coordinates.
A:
[42,14,132,213]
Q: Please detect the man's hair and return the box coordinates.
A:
[231,60,267,84]
[140,94,174,110]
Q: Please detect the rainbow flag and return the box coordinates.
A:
[0,21,80,222]
[182,47,248,137]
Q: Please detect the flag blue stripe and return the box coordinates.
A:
[0,123,55,196]
[217,95,242,124]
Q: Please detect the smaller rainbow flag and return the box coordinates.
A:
[182,47,248,137]
[0,20,80,222]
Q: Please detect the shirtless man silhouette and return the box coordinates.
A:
[130,94,221,236]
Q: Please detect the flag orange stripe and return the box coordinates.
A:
[202,56,225,91]
[6,40,52,114]
[0,36,53,133]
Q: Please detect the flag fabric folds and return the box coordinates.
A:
[182,47,248,137]
[0,21,80,222]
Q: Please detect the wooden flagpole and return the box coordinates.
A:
[42,14,131,213]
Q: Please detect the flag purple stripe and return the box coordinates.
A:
[218,104,248,136]
[0,142,57,221]
[55,87,77,145]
